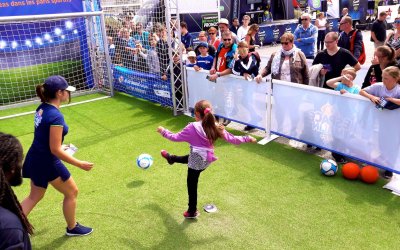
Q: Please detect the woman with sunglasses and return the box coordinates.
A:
[255,33,309,85]
[244,24,260,52]
[207,27,220,49]
[385,17,400,64]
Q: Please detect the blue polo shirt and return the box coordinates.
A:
[181,32,193,49]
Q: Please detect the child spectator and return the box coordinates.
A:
[138,34,160,75]
[186,51,197,67]
[360,66,400,106]
[326,67,360,94]
[194,42,214,71]
[157,100,256,218]
[359,66,400,178]
[232,41,260,80]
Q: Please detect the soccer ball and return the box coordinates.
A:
[320,159,338,176]
[136,154,153,169]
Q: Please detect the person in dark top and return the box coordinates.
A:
[156,27,170,80]
[232,41,260,79]
[338,16,363,61]
[0,133,33,250]
[194,42,214,71]
[230,17,240,35]
[244,24,260,52]
[313,32,360,89]
[21,76,94,237]
[362,45,399,89]
[180,21,193,49]
[371,11,388,48]
[312,32,360,163]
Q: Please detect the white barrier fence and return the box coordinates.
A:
[186,68,400,173]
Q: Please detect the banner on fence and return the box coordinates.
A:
[272,80,400,172]
[0,0,84,17]
[113,66,173,107]
[186,69,267,129]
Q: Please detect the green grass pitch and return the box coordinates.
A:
[0,60,84,104]
[1,93,400,249]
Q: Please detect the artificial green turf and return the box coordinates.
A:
[1,92,400,249]
[0,60,84,104]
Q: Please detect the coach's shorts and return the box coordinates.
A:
[23,150,71,189]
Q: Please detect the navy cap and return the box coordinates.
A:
[198,42,208,48]
[44,75,76,94]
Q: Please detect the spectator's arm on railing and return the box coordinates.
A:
[359,89,380,104]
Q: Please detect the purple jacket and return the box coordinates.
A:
[159,121,252,163]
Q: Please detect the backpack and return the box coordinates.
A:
[349,29,366,65]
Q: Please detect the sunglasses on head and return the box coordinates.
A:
[223,38,231,41]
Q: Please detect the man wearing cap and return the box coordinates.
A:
[293,13,318,59]
[194,42,214,71]
[195,31,216,57]
[218,18,239,44]
[371,11,388,48]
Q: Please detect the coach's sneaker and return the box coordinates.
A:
[183,210,200,219]
[161,150,174,165]
[66,222,93,236]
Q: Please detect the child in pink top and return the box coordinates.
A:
[157,100,256,218]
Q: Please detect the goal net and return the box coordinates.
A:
[103,0,178,108]
[0,11,113,111]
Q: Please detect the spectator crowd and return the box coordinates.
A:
[105,11,400,169]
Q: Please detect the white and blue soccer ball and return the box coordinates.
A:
[136,154,153,169]
[320,159,338,176]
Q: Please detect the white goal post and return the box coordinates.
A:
[0,11,113,112]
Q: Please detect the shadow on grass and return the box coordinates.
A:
[126,180,144,188]
[40,235,69,249]
[118,203,223,249]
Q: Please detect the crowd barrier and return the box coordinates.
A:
[113,65,173,106]
[186,68,400,173]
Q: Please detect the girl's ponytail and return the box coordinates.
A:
[195,100,223,144]
[36,84,46,103]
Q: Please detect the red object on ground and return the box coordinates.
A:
[360,166,379,184]
[342,162,360,180]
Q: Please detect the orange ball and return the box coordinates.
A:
[341,162,360,180]
[360,166,379,184]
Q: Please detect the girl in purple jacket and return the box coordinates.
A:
[157,100,256,219]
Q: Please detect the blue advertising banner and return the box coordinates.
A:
[0,0,84,17]
[113,66,173,107]
[259,18,338,45]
